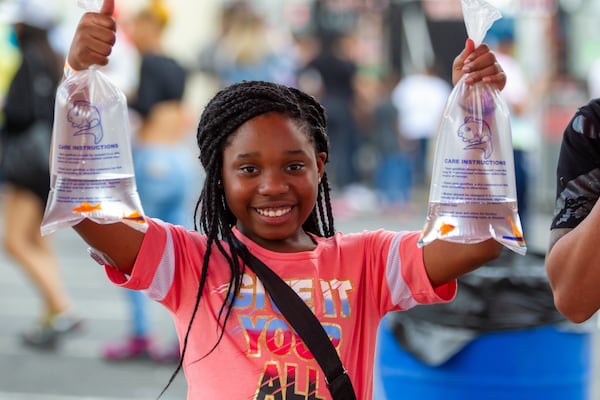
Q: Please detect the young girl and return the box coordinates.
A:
[67,1,505,398]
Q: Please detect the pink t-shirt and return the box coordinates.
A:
[104,218,456,399]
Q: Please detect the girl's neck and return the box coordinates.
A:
[235,227,317,253]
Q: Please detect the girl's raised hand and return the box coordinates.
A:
[67,0,116,71]
[452,38,506,90]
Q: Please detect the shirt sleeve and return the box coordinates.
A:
[397,232,456,306]
[103,218,168,294]
[373,230,456,314]
[551,99,600,230]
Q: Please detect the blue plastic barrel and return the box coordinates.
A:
[374,322,591,400]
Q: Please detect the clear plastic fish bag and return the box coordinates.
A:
[41,1,146,236]
[418,0,526,255]
[77,0,103,10]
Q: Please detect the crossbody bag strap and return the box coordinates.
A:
[239,245,357,400]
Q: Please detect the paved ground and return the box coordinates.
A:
[0,186,597,399]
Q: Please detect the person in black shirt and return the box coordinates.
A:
[547,99,600,323]
[299,31,361,190]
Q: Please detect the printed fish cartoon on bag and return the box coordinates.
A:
[458,116,493,159]
[67,100,103,144]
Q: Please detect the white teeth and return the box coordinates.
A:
[256,207,291,217]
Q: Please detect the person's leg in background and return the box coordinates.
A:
[101,144,196,362]
[146,146,197,363]
[102,288,153,360]
[101,146,164,361]
[3,185,82,348]
[413,137,429,187]
[375,153,413,212]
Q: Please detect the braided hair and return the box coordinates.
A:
[159,80,336,397]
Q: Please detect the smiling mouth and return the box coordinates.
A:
[255,207,292,217]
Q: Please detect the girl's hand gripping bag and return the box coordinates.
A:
[41,0,146,235]
[418,0,526,255]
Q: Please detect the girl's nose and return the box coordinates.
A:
[258,171,289,195]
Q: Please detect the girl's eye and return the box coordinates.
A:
[287,163,304,172]
[240,166,258,174]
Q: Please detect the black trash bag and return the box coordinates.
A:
[389,251,567,366]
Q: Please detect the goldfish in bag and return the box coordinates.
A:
[41,0,146,235]
[418,0,526,255]
[40,64,147,236]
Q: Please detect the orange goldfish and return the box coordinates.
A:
[438,222,456,236]
[507,216,526,244]
[72,202,102,213]
[123,210,145,223]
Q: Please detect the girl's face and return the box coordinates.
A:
[222,112,326,252]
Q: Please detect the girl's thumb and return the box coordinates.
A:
[100,0,114,16]
[465,38,475,53]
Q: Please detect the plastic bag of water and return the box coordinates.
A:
[418,0,526,255]
[40,65,146,235]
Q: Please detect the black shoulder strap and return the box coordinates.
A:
[240,245,357,400]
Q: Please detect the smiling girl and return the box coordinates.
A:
[65,1,505,398]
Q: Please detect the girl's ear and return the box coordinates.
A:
[317,152,327,181]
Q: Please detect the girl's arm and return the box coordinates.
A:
[423,239,503,287]
[74,220,144,275]
[68,0,143,275]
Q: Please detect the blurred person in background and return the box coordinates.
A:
[298,30,361,191]
[587,56,600,99]
[0,0,82,349]
[370,73,414,211]
[390,63,451,190]
[100,0,196,363]
[196,0,297,88]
